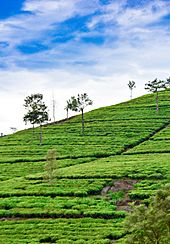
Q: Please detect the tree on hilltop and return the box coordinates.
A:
[65,97,76,120]
[166,77,170,87]
[145,79,167,112]
[23,93,49,145]
[68,93,93,136]
[128,80,136,99]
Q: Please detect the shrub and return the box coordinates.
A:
[124,184,170,243]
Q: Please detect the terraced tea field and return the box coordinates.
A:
[0,89,170,243]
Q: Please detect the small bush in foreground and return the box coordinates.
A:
[44,149,57,183]
[124,184,170,243]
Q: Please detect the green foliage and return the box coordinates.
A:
[145,79,167,111]
[145,79,167,93]
[23,93,49,145]
[23,93,48,125]
[58,153,170,180]
[0,177,112,197]
[67,93,93,135]
[44,149,57,183]
[0,195,123,218]
[75,93,93,112]
[108,191,124,205]
[65,97,77,119]
[125,123,170,155]
[166,77,170,87]
[0,218,124,244]
[124,184,170,243]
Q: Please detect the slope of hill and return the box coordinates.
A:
[0,89,170,243]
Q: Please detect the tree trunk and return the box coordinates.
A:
[156,91,159,112]
[67,108,68,120]
[31,123,35,142]
[40,124,42,146]
[81,109,84,136]
[53,101,55,122]
[130,89,132,99]
[32,124,35,138]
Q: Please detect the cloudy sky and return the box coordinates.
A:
[0,0,170,134]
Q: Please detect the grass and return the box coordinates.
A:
[0,89,170,243]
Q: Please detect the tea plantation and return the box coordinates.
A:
[0,89,170,243]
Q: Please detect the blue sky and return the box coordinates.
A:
[0,0,170,133]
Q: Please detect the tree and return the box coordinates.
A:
[166,77,170,87]
[128,80,136,99]
[64,97,76,119]
[44,149,57,183]
[68,93,93,135]
[23,93,49,145]
[145,79,167,112]
[124,184,170,243]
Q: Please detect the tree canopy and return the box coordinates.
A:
[128,80,136,99]
[124,184,170,243]
[65,97,77,119]
[23,93,49,144]
[145,79,166,93]
[24,93,48,125]
[66,93,93,135]
[145,79,167,111]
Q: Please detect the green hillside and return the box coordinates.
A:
[0,89,170,243]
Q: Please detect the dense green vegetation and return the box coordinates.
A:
[0,89,170,243]
[123,184,170,243]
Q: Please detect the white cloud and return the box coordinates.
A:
[87,0,127,29]
[0,0,99,49]
[0,0,102,71]
[117,0,170,27]
[88,0,170,29]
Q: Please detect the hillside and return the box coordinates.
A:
[0,89,170,243]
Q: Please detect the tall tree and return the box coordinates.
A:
[145,79,167,112]
[68,93,93,135]
[23,93,49,145]
[128,80,136,99]
[64,97,76,119]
